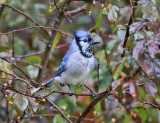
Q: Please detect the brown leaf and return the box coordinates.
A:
[144,80,157,97]
[138,54,153,76]
[148,41,159,58]
[122,81,130,88]
[133,40,145,60]
[129,82,136,99]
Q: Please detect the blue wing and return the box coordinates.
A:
[54,57,68,77]
[54,41,74,77]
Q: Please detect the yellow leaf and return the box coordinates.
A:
[52,32,61,50]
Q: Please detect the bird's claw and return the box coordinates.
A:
[69,90,74,96]
[60,83,65,87]
[91,91,97,98]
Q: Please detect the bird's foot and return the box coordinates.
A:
[67,84,74,96]
[60,83,65,87]
[69,89,74,96]
[91,91,97,98]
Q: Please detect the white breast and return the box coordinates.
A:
[55,52,95,86]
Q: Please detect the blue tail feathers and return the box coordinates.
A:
[31,77,55,95]
[41,78,55,87]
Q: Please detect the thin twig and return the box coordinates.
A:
[37,14,58,22]
[138,99,160,109]
[1,58,31,79]
[0,69,34,88]
[0,26,73,38]
[47,98,72,123]
[121,0,138,56]
[13,60,42,68]
[0,51,43,59]
[65,5,85,16]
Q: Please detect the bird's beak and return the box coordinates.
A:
[91,40,101,45]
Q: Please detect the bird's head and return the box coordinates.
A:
[74,30,100,58]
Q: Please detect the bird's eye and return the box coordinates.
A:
[83,39,88,42]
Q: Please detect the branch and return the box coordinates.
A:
[0,69,34,88]
[64,5,85,22]
[76,86,112,123]
[5,86,110,100]
[0,26,73,38]
[121,0,138,56]
[138,99,160,109]
[65,5,85,16]
[0,3,49,35]
[12,59,41,68]
[47,98,72,123]
[1,58,31,79]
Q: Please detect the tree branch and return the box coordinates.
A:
[0,26,73,38]
[121,0,138,56]
[47,98,72,123]
[76,86,112,123]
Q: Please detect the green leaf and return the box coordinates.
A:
[113,59,127,80]
[52,32,61,50]
[95,10,103,28]
[155,96,160,105]
[134,108,148,122]
[53,114,67,123]
[123,115,131,123]
[75,102,85,111]
[139,87,145,100]
[13,94,28,116]
[108,9,118,22]
[26,56,42,64]
[112,5,119,11]
[102,8,108,14]
[94,101,101,114]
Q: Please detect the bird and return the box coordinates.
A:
[31,30,100,97]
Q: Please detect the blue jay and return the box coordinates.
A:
[31,30,100,97]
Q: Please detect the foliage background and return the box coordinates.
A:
[0,0,160,123]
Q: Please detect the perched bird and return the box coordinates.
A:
[31,30,100,97]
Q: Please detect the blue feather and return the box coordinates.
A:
[54,40,75,77]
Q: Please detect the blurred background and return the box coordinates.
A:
[0,0,160,123]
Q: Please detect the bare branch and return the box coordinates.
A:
[76,86,112,123]
[121,0,138,56]
[1,58,31,79]
[0,69,34,88]
[47,98,72,123]
[0,26,73,38]
[138,99,160,109]
[65,5,85,16]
